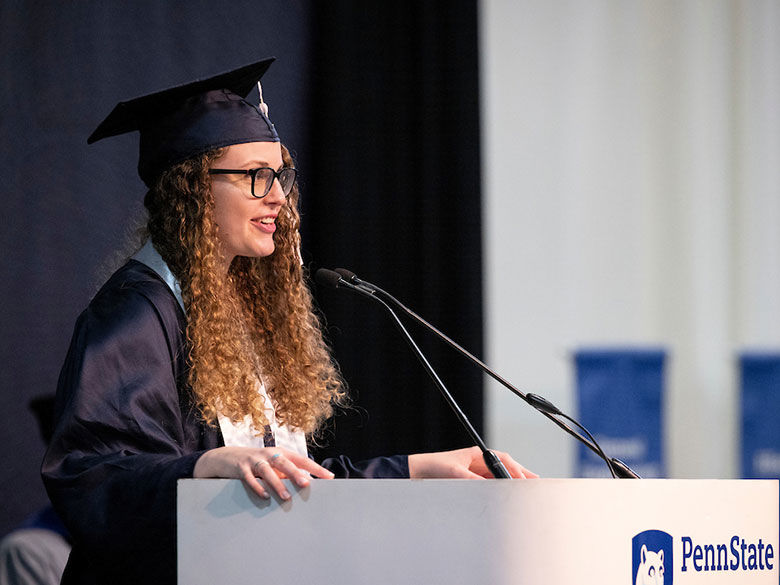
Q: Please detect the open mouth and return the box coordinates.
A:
[251,216,277,233]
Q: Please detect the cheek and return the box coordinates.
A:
[211,187,225,223]
[212,200,228,230]
[211,188,242,231]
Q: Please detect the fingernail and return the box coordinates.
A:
[296,475,310,487]
[281,490,291,500]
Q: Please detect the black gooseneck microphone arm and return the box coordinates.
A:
[315,269,512,479]
[333,268,640,479]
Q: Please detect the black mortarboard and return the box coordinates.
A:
[88,58,280,187]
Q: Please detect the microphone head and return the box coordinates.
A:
[314,268,343,289]
[334,268,357,282]
[610,458,642,479]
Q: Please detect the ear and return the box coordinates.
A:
[641,544,648,564]
[659,549,664,564]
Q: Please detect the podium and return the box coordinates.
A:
[178,478,778,584]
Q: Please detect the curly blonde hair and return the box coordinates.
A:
[144,145,345,435]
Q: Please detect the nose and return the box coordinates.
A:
[264,177,286,204]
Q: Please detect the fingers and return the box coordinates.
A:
[253,455,292,501]
[490,450,539,479]
[267,453,311,489]
[196,446,335,501]
[448,466,487,480]
[519,466,539,479]
[247,449,336,502]
[457,447,538,479]
[284,452,336,480]
[241,461,271,500]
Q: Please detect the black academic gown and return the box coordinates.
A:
[42,261,408,585]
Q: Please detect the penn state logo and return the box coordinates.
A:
[632,530,673,585]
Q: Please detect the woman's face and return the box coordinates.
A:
[209,141,286,269]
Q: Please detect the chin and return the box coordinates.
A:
[252,244,276,258]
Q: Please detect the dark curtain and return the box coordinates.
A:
[305,1,484,462]
[0,0,484,536]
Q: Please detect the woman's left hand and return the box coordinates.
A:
[408,446,538,479]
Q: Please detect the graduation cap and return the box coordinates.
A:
[88,58,280,187]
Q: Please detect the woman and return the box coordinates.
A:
[42,59,534,585]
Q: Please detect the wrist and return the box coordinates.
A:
[407,453,432,479]
[193,449,216,478]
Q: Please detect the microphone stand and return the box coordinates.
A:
[316,269,512,479]
[333,269,640,479]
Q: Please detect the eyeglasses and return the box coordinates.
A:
[208,167,298,198]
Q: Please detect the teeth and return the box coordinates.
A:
[259,218,275,224]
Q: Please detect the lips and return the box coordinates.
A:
[251,215,277,234]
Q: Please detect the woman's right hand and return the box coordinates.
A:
[193,446,335,501]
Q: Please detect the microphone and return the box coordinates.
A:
[315,268,512,479]
[332,268,639,479]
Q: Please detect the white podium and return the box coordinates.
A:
[178,478,778,584]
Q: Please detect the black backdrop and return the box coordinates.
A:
[0,0,483,536]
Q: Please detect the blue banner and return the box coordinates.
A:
[574,349,666,478]
[740,352,780,479]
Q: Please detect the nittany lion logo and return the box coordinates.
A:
[632,530,673,585]
[636,545,664,584]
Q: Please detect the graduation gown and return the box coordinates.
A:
[41,260,408,585]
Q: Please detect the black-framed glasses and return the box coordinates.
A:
[208,167,298,198]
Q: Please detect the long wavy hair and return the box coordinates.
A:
[143,144,345,436]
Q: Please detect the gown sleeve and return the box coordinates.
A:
[320,454,409,478]
[41,271,213,584]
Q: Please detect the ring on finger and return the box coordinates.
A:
[268,453,282,465]
[253,459,270,475]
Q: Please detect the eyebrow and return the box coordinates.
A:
[244,160,284,171]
